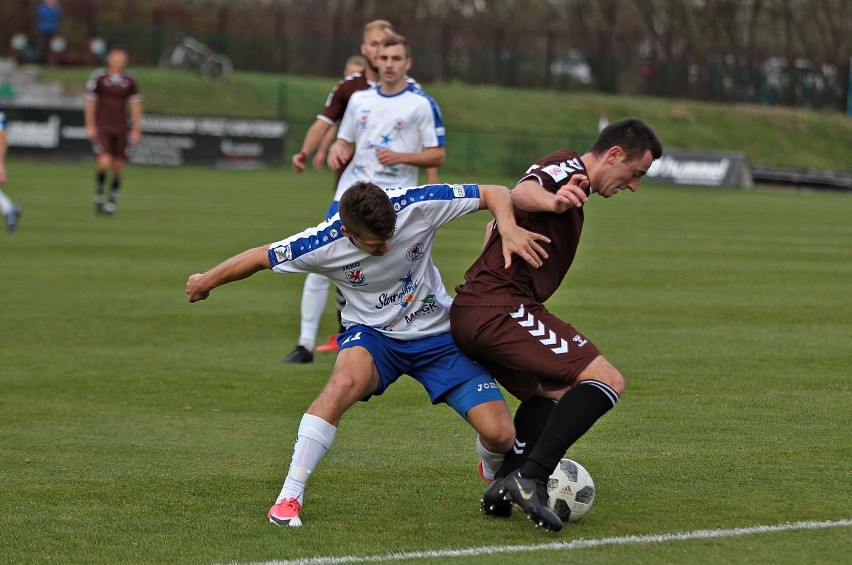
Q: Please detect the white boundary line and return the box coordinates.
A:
[241,519,852,565]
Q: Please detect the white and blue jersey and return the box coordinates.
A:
[269,183,475,340]
[334,83,445,201]
[268,182,504,415]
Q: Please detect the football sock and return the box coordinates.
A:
[495,395,556,478]
[476,435,505,482]
[278,413,337,504]
[95,171,106,194]
[520,380,619,481]
[335,287,346,334]
[109,177,121,202]
[0,189,13,215]
[299,273,330,351]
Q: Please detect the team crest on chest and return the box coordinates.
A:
[406,242,424,262]
[343,262,367,286]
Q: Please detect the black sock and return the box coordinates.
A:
[95,171,106,194]
[520,380,619,481]
[109,177,122,202]
[495,395,555,478]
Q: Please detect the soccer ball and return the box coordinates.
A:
[547,458,595,522]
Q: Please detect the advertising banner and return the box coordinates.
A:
[4,106,287,168]
[645,149,752,188]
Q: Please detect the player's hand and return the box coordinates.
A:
[186,273,211,303]
[86,125,97,140]
[553,174,590,212]
[327,141,353,170]
[498,224,550,269]
[375,148,400,167]
[0,165,6,185]
[292,151,307,173]
[130,129,142,144]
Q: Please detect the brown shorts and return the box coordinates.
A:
[450,303,600,402]
[92,130,129,159]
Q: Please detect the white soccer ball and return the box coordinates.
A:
[547,458,595,522]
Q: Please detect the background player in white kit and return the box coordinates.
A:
[185,181,549,526]
[283,33,446,363]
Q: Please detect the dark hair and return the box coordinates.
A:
[339,182,396,238]
[380,33,410,58]
[589,118,663,161]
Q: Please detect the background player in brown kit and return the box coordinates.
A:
[85,48,143,216]
[451,118,663,531]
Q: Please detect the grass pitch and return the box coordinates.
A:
[1,160,850,564]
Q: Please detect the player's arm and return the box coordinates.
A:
[375,145,445,169]
[84,96,97,139]
[313,125,339,171]
[426,167,439,184]
[477,184,549,269]
[511,175,589,214]
[0,128,7,185]
[186,245,271,303]
[293,118,334,173]
[129,97,142,144]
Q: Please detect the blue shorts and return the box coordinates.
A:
[338,324,505,419]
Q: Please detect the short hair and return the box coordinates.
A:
[345,54,367,69]
[380,33,410,58]
[339,182,397,239]
[364,19,394,36]
[589,118,663,161]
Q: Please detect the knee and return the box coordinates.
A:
[479,418,515,453]
[580,356,625,396]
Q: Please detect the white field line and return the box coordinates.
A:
[239,518,852,565]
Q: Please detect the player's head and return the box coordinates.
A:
[106,48,128,72]
[586,118,663,198]
[343,54,367,77]
[339,182,397,256]
[361,20,395,73]
[377,34,412,88]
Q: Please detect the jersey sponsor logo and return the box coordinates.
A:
[452,184,465,198]
[573,334,588,347]
[359,112,370,129]
[406,242,424,262]
[374,270,419,310]
[272,244,292,263]
[403,294,440,324]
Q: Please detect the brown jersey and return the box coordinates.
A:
[86,70,141,133]
[318,72,370,125]
[454,149,590,307]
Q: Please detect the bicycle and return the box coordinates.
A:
[159,36,233,85]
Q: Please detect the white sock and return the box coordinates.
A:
[0,189,12,215]
[476,435,505,482]
[277,413,338,504]
[299,273,330,350]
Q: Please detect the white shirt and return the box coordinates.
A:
[334,84,445,201]
[269,184,478,339]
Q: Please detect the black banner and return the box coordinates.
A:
[4,106,287,168]
[645,149,753,188]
